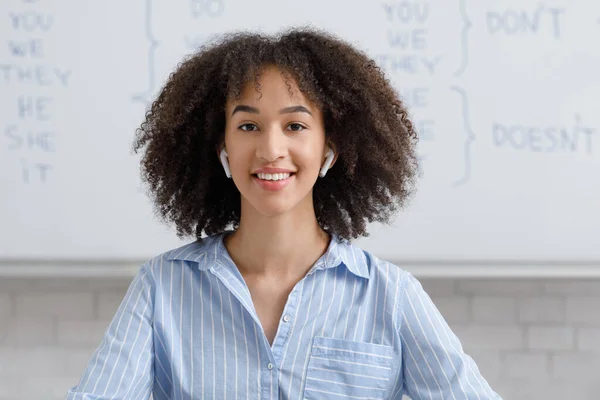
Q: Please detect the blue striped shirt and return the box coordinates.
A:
[66,232,501,399]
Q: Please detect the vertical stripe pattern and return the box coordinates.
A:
[66,232,502,399]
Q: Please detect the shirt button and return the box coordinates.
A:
[283,314,291,323]
[267,363,274,370]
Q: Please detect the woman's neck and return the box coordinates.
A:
[224,206,330,279]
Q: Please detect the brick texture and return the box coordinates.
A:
[518,296,565,323]
[526,326,574,350]
[566,297,600,325]
[0,277,598,400]
[471,297,516,324]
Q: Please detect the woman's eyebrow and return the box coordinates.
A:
[279,105,312,116]
[231,105,259,116]
[231,105,312,116]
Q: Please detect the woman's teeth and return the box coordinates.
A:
[256,173,291,181]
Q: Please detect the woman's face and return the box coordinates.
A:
[223,65,331,218]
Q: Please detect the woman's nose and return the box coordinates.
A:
[255,128,287,162]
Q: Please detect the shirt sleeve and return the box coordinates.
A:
[397,273,503,400]
[66,264,155,400]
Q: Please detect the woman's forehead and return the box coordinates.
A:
[224,65,324,114]
[227,84,318,113]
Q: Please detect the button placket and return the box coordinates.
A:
[270,286,300,364]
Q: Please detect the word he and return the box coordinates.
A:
[492,119,595,154]
[487,5,565,39]
[15,95,53,121]
[400,86,429,108]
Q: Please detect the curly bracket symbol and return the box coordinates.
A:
[450,85,474,186]
[453,0,472,77]
[132,0,159,105]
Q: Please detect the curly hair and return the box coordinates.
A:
[133,26,419,242]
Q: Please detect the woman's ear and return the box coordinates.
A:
[328,143,339,166]
[319,143,338,177]
[218,147,231,178]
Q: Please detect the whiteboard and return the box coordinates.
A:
[1,0,599,263]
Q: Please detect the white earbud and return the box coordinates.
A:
[219,148,231,178]
[319,147,335,177]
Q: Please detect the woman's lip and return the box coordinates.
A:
[252,174,294,191]
[252,168,295,174]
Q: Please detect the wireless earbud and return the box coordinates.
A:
[219,148,231,178]
[319,147,334,177]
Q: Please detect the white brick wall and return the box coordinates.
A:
[420,279,600,400]
[518,296,565,323]
[0,277,599,400]
[0,278,129,400]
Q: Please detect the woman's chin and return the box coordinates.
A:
[245,195,304,218]
[241,185,313,219]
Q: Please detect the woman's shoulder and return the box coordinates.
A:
[140,232,226,274]
[341,237,412,288]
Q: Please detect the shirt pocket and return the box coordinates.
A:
[303,336,395,400]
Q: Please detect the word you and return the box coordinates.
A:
[382,2,429,24]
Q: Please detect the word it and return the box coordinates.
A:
[19,158,52,184]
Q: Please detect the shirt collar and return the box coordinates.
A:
[165,231,370,280]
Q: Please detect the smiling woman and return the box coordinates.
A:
[222,65,332,218]
[66,27,502,400]
[130,28,420,242]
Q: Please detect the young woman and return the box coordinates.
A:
[67,28,501,399]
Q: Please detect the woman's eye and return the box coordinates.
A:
[238,123,305,132]
[239,123,258,131]
[288,123,306,132]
